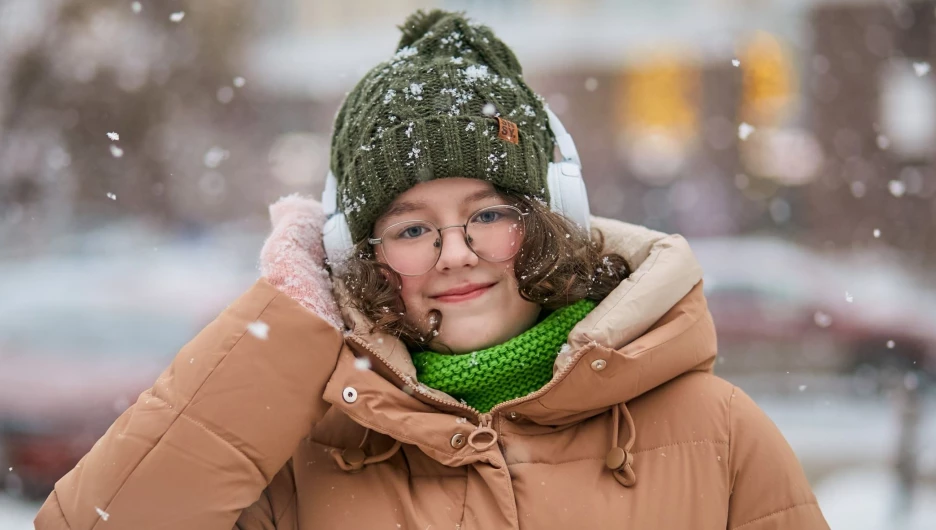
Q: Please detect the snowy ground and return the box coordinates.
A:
[0,494,39,529]
[1,389,933,529]
[816,467,936,530]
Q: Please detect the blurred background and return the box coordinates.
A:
[1,0,935,527]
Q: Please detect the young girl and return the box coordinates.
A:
[36,10,828,530]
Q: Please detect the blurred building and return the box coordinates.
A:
[807,2,936,267]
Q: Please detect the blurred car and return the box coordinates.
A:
[0,308,198,497]
[0,224,262,498]
[692,237,936,383]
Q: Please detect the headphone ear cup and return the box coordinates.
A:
[322,212,355,273]
[547,162,564,215]
[547,161,591,232]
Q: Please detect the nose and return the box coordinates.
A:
[434,226,478,272]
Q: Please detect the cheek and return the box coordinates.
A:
[398,276,428,310]
[377,250,421,305]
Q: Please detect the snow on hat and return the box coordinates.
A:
[328,9,554,243]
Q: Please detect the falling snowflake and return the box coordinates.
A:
[850,181,866,198]
[813,311,832,328]
[912,61,930,77]
[203,146,230,169]
[247,321,270,340]
[738,122,755,141]
[170,11,185,23]
[873,228,881,238]
[95,507,110,521]
[845,292,854,303]
[584,77,598,91]
[106,192,117,200]
[798,385,808,392]
[354,357,372,371]
[109,145,124,158]
[233,76,246,88]
[131,2,142,13]
[888,180,906,197]
[217,86,234,104]
[876,134,890,150]
[731,59,741,67]
[887,340,895,349]
[482,103,496,116]
[106,131,120,141]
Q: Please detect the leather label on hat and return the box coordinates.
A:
[496,117,519,145]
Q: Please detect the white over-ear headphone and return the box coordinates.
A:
[322,107,590,267]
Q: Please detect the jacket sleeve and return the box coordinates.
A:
[726,387,830,530]
[233,461,300,530]
[34,278,345,530]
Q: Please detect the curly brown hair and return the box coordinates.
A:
[336,188,632,350]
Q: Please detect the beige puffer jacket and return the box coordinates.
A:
[35,217,829,530]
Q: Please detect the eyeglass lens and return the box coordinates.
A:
[379,205,524,276]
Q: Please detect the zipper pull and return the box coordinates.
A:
[469,413,497,451]
[479,413,493,429]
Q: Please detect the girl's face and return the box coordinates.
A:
[372,178,541,354]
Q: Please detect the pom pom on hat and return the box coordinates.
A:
[396,9,455,50]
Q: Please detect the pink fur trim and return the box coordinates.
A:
[260,194,344,330]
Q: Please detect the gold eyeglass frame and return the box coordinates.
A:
[368,204,529,276]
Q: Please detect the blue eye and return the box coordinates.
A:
[475,210,502,223]
[398,225,430,239]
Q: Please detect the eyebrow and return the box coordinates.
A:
[381,188,502,220]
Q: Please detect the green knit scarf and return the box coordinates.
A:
[411,299,597,413]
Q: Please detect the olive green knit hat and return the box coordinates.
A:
[329,9,554,243]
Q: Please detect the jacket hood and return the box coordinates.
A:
[328,216,714,427]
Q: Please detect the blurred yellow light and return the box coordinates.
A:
[740,31,797,126]
[618,51,700,141]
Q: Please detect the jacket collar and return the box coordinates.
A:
[325,217,713,438]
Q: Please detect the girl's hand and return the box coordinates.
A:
[260,194,344,330]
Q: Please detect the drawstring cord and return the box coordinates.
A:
[330,428,403,473]
[606,404,637,487]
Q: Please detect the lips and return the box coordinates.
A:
[431,282,496,303]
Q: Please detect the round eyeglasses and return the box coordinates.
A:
[369,205,528,276]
